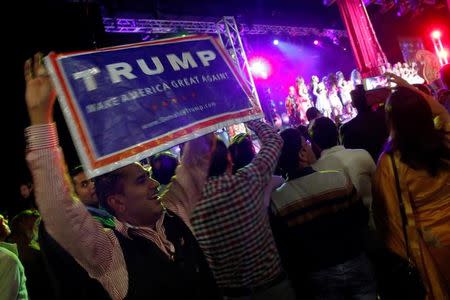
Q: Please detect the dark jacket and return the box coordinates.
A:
[270,168,369,297]
[115,210,220,300]
[38,207,113,300]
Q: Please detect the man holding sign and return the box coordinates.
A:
[24,50,227,299]
[24,34,270,299]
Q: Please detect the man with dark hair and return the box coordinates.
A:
[8,210,54,300]
[68,165,115,227]
[19,182,33,201]
[339,85,389,162]
[69,166,96,205]
[228,133,285,208]
[310,117,375,226]
[271,128,375,299]
[309,117,340,150]
[190,120,296,299]
[207,138,230,177]
[8,210,40,253]
[10,181,36,218]
[228,133,254,173]
[305,107,322,123]
[24,53,219,299]
[38,164,115,299]
[149,152,179,194]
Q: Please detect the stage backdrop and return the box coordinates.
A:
[46,35,262,177]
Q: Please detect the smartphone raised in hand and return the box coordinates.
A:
[363,75,397,91]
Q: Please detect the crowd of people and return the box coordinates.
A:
[0,53,449,300]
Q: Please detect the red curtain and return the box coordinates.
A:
[336,0,388,78]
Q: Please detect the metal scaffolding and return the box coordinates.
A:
[102,17,348,39]
[103,18,218,34]
[216,16,260,107]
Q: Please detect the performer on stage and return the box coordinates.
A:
[315,79,331,118]
[327,73,343,121]
[337,71,354,116]
[296,76,313,110]
[286,86,302,126]
[310,75,320,107]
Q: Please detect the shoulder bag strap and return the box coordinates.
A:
[390,154,428,274]
[389,153,413,259]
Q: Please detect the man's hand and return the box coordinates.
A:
[24,52,56,125]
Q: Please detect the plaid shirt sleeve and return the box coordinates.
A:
[25,123,128,299]
[191,120,284,287]
[235,120,283,189]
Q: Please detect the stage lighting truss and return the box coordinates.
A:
[102,17,348,40]
[431,31,448,66]
[216,16,261,109]
[102,18,219,34]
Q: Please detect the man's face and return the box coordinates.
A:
[116,163,162,226]
[20,184,32,199]
[0,215,11,240]
[73,172,97,206]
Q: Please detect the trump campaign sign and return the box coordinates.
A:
[46,35,263,177]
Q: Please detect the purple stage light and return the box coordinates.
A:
[273,39,279,45]
[313,40,319,46]
[249,57,271,79]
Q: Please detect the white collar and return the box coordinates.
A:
[320,145,345,157]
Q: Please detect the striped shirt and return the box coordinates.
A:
[271,169,368,271]
[25,123,195,300]
[271,169,358,225]
[190,120,284,288]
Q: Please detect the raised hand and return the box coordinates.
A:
[24,52,56,125]
[383,72,411,89]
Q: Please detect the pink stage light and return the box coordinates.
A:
[313,40,319,46]
[249,58,271,79]
[439,49,448,58]
[432,30,441,39]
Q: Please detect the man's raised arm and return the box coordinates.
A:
[24,53,126,297]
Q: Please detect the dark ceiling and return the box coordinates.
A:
[99,0,345,28]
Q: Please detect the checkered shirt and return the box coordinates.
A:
[190,120,284,288]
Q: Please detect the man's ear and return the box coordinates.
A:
[107,194,126,215]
